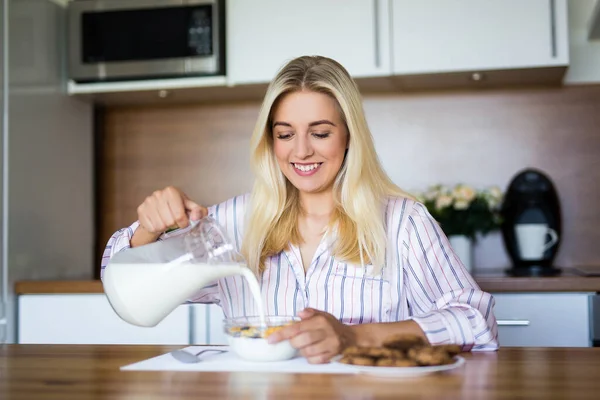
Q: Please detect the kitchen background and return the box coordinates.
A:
[1,0,600,345]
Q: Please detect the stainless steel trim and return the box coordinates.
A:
[591,295,600,343]
[205,305,211,344]
[549,0,557,58]
[497,320,531,326]
[188,304,195,344]
[68,0,222,82]
[373,0,380,68]
[1,0,9,341]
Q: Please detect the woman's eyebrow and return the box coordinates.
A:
[308,119,336,127]
[272,119,337,128]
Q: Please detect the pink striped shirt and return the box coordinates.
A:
[101,194,499,351]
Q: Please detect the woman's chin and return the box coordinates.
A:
[292,182,332,195]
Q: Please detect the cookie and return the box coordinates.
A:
[434,344,462,357]
[376,358,396,367]
[342,356,376,366]
[393,359,418,367]
[408,347,453,366]
[343,346,403,359]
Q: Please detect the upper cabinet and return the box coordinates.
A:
[226,0,391,85]
[391,0,569,75]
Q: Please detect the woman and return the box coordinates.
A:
[101,55,498,364]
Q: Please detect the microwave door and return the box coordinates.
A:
[68,0,222,82]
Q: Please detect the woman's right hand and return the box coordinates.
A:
[130,186,208,247]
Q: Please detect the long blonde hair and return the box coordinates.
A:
[241,55,414,275]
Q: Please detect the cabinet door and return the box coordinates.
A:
[227,0,391,85]
[190,304,229,345]
[18,294,190,345]
[492,293,592,347]
[207,304,229,345]
[392,0,569,74]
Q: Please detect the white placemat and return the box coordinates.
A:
[121,346,358,374]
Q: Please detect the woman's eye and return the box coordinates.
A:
[276,133,293,140]
[313,132,331,139]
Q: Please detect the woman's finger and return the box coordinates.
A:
[156,192,177,229]
[165,192,189,229]
[184,197,207,221]
[138,211,156,233]
[289,329,327,350]
[305,352,335,365]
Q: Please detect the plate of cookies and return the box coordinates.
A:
[335,333,465,378]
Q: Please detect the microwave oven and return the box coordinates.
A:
[68,0,225,83]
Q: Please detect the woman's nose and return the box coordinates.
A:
[294,135,314,158]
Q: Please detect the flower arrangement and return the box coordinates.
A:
[415,184,504,241]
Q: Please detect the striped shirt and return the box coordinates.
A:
[101,194,499,351]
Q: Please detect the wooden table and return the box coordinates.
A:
[1,345,600,399]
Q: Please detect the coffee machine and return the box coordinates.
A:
[500,168,562,276]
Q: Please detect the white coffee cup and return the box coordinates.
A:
[515,223,559,260]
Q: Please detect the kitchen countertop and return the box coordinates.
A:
[14,267,600,294]
[1,345,599,399]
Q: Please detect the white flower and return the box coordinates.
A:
[454,199,469,210]
[435,195,453,210]
[452,184,476,203]
[485,186,503,208]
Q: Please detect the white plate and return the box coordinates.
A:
[333,355,466,378]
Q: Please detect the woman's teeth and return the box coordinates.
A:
[293,163,320,172]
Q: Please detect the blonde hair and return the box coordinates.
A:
[241,56,414,275]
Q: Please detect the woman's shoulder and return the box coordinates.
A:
[207,193,251,223]
[384,195,423,218]
[384,196,434,229]
[207,193,251,213]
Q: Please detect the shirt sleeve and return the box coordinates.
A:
[400,201,499,352]
[100,220,140,279]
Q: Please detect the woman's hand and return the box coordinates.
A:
[267,308,356,364]
[131,186,207,247]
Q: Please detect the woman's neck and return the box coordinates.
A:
[299,190,335,218]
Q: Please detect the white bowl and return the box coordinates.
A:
[223,315,299,362]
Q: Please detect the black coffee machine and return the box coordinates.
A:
[500,168,562,276]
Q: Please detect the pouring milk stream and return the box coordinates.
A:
[102,217,266,328]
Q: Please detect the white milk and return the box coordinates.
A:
[103,261,266,328]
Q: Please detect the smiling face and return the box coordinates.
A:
[271,90,349,196]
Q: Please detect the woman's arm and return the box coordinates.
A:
[349,320,427,347]
[394,201,499,351]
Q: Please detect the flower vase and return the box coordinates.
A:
[449,235,473,273]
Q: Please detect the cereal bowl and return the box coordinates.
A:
[223,315,300,362]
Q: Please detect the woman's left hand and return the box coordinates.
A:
[267,308,356,364]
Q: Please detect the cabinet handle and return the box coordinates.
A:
[373,0,380,68]
[497,319,531,326]
[549,0,557,58]
[1,0,10,332]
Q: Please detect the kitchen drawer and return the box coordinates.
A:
[492,293,592,347]
[18,294,190,345]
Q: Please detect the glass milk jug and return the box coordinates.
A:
[102,216,249,327]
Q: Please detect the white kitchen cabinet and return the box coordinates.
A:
[18,294,190,345]
[492,292,592,347]
[391,0,569,75]
[226,0,391,85]
[191,304,229,345]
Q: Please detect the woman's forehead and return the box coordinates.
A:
[272,91,342,124]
